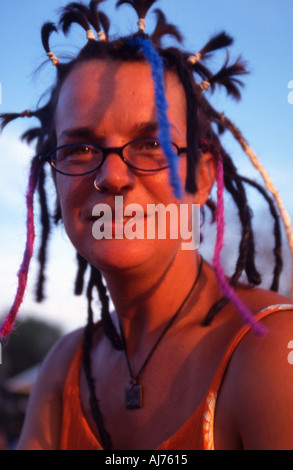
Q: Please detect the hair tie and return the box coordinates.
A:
[86,29,96,40]
[47,51,59,66]
[199,80,211,91]
[97,30,106,41]
[137,18,146,32]
[21,110,32,118]
[187,52,202,65]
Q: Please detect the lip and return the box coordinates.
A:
[88,198,157,240]
[88,213,147,222]
[90,213,148,240]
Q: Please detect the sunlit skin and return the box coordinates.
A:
[54,60,213,341]
[54,61,201,271]
[17,59,293,450]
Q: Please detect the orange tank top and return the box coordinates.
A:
[60,304,293,450]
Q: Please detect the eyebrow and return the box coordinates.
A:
[58,121,180,142]
[131,121,181,138]
[131,121,159,136]
[58,127,97,141]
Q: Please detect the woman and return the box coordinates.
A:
[1,0,293,450]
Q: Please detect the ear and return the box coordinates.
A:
[194,152,216,205]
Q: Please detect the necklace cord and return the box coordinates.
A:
[82,256,203,446]
[119,256,204,383]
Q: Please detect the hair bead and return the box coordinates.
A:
[21,110,32,118]
[137,18,146,31]
[86,28,96,40]
[198,80,211,91]
[47,51,59,66]
[97,30,106,41]
[187,52,202,65]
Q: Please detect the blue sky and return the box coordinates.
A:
[0,0,293,332]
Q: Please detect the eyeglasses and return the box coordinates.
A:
[41,138,187,176]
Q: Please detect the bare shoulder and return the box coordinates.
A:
[17,327,85,450]
[38,326,85,385]
[216,286,293,450]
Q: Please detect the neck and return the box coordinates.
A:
[102,250,203,356]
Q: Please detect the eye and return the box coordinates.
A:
[144,139,160,149]
[132,139,162,153]
[57,144,97,161]
[144,139,161,150]
[65,145,92,156]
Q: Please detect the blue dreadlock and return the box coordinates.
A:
[129,35,182,198]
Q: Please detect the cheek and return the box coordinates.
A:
[147,158,188,201]
[56,175,92,225]
[178,157,188,180]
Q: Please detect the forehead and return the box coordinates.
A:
[54,60,187,140]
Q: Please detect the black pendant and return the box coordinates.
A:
[125,383,143,409]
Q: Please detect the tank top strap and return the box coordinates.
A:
[201,303,293,450]
[210,303,293,393]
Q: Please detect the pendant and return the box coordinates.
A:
[125,382,143,409]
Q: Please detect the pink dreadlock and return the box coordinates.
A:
[0,157,39,338]
[212,156,267,336]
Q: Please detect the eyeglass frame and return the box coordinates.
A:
[40,137,188,176]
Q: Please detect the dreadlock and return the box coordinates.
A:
[82,264,113,449]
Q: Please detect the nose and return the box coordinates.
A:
[93,151,135,194]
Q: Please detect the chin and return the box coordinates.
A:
[79,236,177,276]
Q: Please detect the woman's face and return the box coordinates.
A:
[54,59,209,275]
